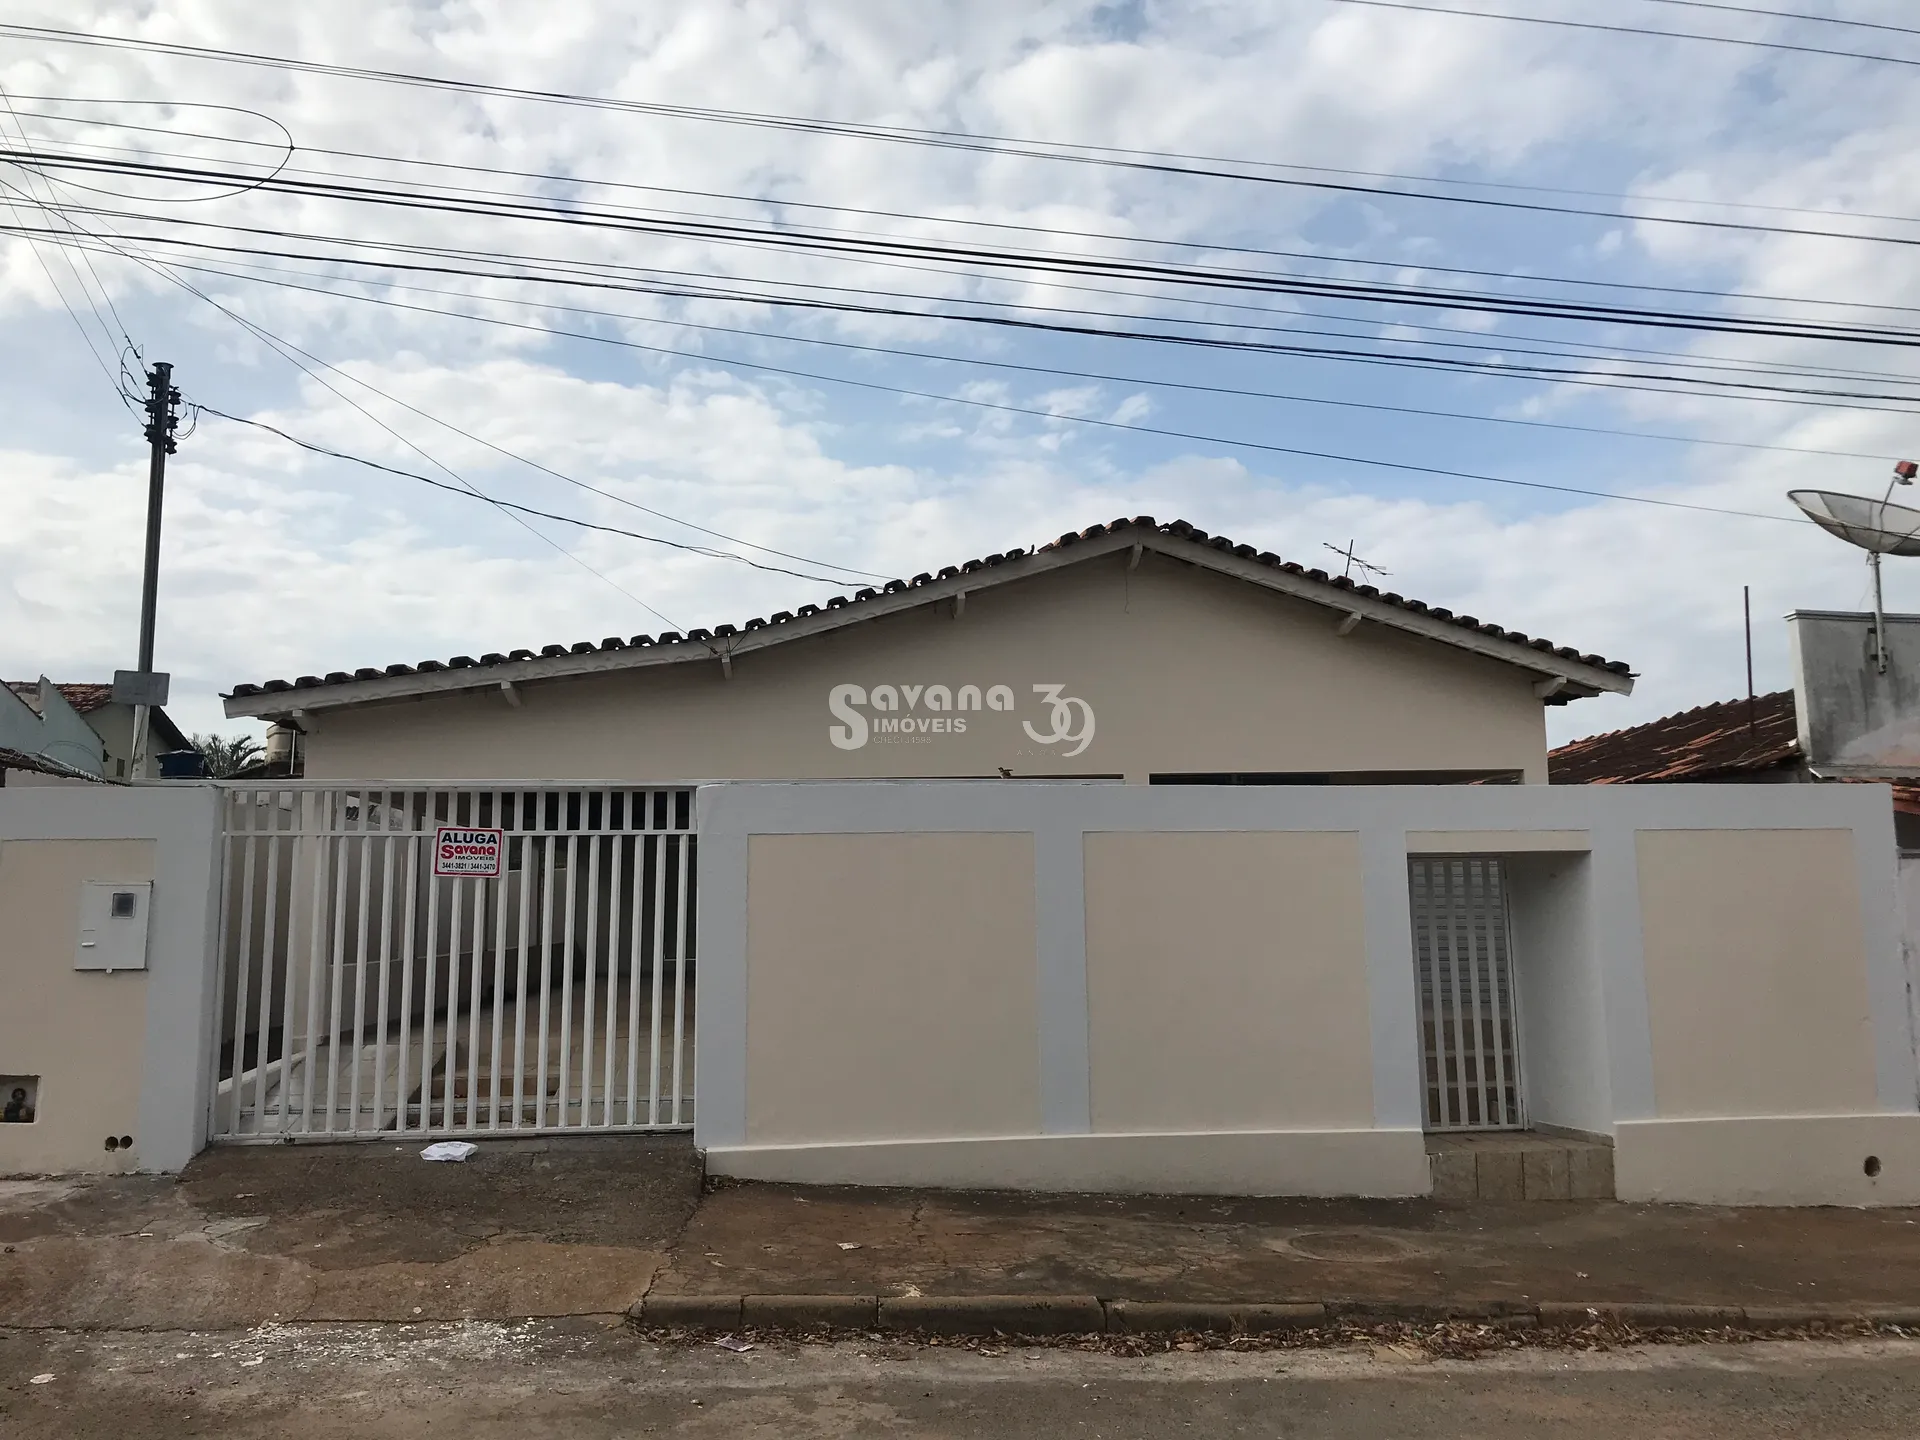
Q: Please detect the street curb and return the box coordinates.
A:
[629,1293,1920,1336]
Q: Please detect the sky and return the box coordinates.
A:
[3,0,1920,745]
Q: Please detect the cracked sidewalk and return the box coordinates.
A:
[6,1138,1920,1331]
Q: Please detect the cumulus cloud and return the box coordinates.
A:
[0,0,1913,750]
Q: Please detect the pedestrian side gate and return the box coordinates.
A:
[1408,856,1525,1131]
[207,784,696,1140]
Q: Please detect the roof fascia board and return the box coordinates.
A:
[225,530,1629,718]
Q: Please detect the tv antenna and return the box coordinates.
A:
[1323,539,1389,582]
[1789,460,1920,674]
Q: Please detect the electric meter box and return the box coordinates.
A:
[76,881,152,972]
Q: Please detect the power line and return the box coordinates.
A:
[192,407,868,585]
[7,21,1920,246]
[1637,1,1920,41]
[1323,0,1920,69]
[24,95,1920,244]
[105,241,1805,525]
[28,195,1920,389]
[50,227,1920,458]
[127,249,697,632]
[25,105,1920,317]
[11,146,1920,351]
[0,202,888,586]
[24,218,1920,409]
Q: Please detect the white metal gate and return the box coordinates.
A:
[1408,856,1525,1131]
[208,784,695,1140]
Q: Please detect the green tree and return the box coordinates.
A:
[192,732,264,778]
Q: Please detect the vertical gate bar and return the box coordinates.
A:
[603,797,626,1127]
[253,822,283,1135]
[372,812,397,1135]
[606,814,629,1128]
[1456,860,1478,1128]
[396,814,421,1133]
[1442,860,1468,1128]
[1464,860,1491,1131]
[209,806,235,1140]
[556,830,579,1128]
[443,870,465,1134]
[1409,860,1433,1129]
[299,791,330,1135]
[536,826,557,1127]
[488,789,511,1129]
[625,822,644,1127]
[579,820,602,1127]
[1496,863,1526,1127]
[347,819,374,1136]
[465,856,487,1131]
[328,793,360,1134]
[671,827,691,1125]
[1482,861,1508,1125]
[647,827,667,1126]
[512,803,534,1129]
[419,805,443,1133]
[225,824,257,1138]
[278,797,307,1135]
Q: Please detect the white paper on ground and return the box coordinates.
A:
[420,1141,479,1162]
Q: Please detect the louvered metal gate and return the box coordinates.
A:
[1408,856,1525,1131]
[208,784,695,1140]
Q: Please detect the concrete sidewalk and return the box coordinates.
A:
[4,1138,1920,1332]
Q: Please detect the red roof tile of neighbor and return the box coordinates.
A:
[1548,690,1801,785]
[224,516,1633,700]
[6,681,114,714]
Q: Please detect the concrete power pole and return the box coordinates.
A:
[125,362,179,778]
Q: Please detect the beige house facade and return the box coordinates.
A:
[224,520,1633,783]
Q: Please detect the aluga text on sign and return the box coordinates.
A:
[828,682,1096,755]
[433,825,505,877]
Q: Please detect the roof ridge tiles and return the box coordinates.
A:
[224,517,1630,699]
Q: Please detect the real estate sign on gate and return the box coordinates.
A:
[434,825,504,877]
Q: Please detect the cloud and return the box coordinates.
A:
[0,0,1914,755]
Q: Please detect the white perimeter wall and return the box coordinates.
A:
[697,781,1918,1204]
[0,784,224,1173]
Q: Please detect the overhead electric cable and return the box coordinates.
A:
[194,408,870,585]
[34,223,1920,452]
[1323,0,1920,68]
[6,22,1920,243]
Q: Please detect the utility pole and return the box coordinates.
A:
[126,362,179,778]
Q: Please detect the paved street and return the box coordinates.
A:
[4,1322,1919,1438]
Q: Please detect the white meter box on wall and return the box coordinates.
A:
[76,880,152,972]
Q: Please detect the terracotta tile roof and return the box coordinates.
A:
[1549,691,1801,784]
[226,516,1633,702]
[6,681,113,714]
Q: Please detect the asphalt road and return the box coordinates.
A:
[4,1323,1919,1438]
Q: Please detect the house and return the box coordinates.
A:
[1549,611,1920,849]
[222,517,1634,782]
[3,680,189,782]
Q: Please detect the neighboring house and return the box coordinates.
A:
[1548,671,1920,849]
[4,680,189,781]
[0,744,111,787]
[222,517,1634,782]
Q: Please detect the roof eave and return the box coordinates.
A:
[223,530,1632,720]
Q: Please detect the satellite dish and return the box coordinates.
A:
[1788,490,1920,557]
[1790,470,1920,674]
